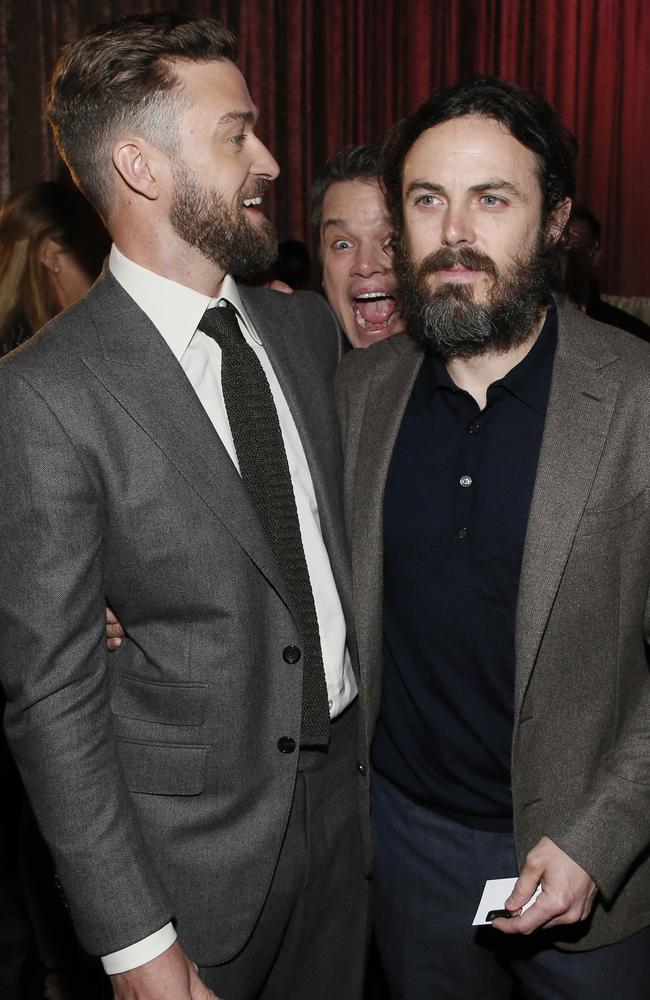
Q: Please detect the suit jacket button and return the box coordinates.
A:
[358,762,366,776]
[283,645,301,664]
[278,737,296,754]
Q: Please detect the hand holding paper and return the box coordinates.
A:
[473,878,541,926]
[491,836,597,935]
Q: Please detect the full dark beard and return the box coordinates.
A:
[169,160,278,275]
[396,237,556,359]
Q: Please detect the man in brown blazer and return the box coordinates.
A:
[336,77,650,999]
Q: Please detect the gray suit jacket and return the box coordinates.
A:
[335,303,650,950]
[0,271,353,964]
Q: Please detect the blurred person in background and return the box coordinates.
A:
[0,181,109,356]
[311,144,403,348]
[268,238,312,290]
[563,205,650,341]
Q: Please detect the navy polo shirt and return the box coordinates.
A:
[373,309,557,830]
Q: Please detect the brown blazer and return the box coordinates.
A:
[335,302,650,950]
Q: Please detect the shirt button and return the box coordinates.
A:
[459,475,473,488]
[457,527,470,541]
[282,645,301,664]
[468,423,480,434]
[277,737,296,754]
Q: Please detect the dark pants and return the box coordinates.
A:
[200,701,368,1000]
[372,772,650,1000]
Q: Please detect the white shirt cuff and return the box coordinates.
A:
[101,922,177,975]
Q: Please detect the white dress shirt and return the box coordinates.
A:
[101,246,356,974]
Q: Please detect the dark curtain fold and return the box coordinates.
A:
[2,0,647,294]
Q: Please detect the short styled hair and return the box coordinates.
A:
[311,144,382,228]
[47,11,237,216]
[382,76,577,230]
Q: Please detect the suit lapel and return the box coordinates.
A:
[80,273,291,605]
[514,306,621,717]
[351,337,425,675]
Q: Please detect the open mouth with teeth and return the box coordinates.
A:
[243,196,263,209]
[352,290,400,332]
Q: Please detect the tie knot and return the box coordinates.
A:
[199,302,241,349]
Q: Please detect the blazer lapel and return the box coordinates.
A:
[351,336,425,713]
[80,273,291,605]
[514,306,621,717]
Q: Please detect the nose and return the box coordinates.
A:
[251,135,280,181]
[441,204,475,247]
[351,241,393,277]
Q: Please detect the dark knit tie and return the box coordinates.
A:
[199,303,330,746]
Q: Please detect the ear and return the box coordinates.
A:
[40,238,64,275]
[112,139,165,202]
[546,197,572,245]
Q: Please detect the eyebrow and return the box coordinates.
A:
[405,178,526,201]
[217,109,258,128]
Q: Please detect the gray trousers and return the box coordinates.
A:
[200,701,368,1000]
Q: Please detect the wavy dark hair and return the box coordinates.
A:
[383,76,577,232]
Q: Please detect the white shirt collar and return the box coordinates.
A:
[108,244,257,360]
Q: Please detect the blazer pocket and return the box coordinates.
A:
[577,489,648,538]
[116,739,207,795]
[112,674,208,727]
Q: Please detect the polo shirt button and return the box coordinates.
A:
[277,737,296,753]
[457,527,470,541]
[468,422,480,434]
[459,475,473,487]
[283,645,301,664]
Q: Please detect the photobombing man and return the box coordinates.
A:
[336,76,650,999]
[0,12,367,1000]
[311,144,404,349]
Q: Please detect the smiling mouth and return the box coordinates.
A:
[243,196,263,208]
[353,291,400,330]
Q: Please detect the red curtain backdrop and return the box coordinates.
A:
[1,0,648,295]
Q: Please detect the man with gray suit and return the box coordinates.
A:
[0,12,366,1000]
[336,78,650,999]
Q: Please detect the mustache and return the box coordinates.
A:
[416,247,499,281]
[240,178,271,203]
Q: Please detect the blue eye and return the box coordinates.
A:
[416,194,439,207]
[332,239,353,250]
[481,194,504,207]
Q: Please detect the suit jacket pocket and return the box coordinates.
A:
[112,674,208,727]
[577,489,648,538]
[116,739,207,795]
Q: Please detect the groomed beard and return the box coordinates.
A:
[396,232,557,359]
[169,159,278,276]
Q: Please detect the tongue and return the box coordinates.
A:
[355,297,396,326]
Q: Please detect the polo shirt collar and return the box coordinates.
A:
[411,305,558,415]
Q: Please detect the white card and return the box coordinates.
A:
[472,877,542,926]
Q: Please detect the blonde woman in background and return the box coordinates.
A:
[0,180,108,356]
